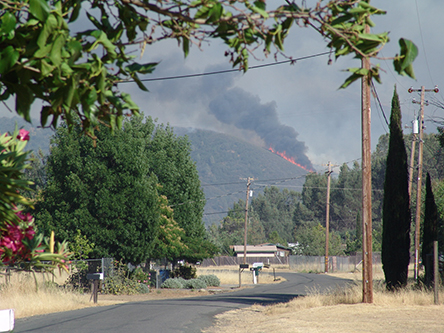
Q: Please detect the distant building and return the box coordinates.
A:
[230,243,292,258]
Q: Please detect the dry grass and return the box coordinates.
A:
[197,266,284,285]
[0,271,92,319]
[205,265,444,333]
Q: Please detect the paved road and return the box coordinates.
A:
[15,273,351,333]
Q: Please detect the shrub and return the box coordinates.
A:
[137,283,150,294]
[184,278,207,289]
[130,267,150,285]
[161,278,184,289]
[103,275,139,295]
[170,265,196,279]
[198,275,220,287]
[65,266,90,292]
[101,260,150,295]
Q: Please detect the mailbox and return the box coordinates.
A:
[87,273,104,280]
[87,273,103,304]
[252,262,263,269]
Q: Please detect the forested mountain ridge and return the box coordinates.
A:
[174,128,308,226]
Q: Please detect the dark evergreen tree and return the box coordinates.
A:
[34,117,214,264]
[382,87,411,290]
[422,173,438,286]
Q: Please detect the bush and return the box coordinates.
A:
[170,265,196,279]
[197,275,220,287]
[137,283,150,294]
[130,267,150,285]
[65,266,90,292]
[103,275,140,295]
[161,278,184,289]
[183,278,207,289]
[101,260,150,295]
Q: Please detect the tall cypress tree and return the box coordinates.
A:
[382,87,411,290]
[422,173,438,287]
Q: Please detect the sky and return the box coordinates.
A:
[2,0,444,172]
[126,0,444,172]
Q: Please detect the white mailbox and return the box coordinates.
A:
[252,262,263,269]
[0,309,14,332]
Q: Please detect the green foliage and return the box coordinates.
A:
[183,278,207,290]
[161,278,184,289]
[69,230,94,261]
[422,173,438,287]
[170,265,197,280]
[0,1,416,136]
[293,223,343,256]
[65,266,89,292]
[34,116,212,264]
[160,276,208,289]
[198,274,220,287]
[268,231,287,246]
[34,117,161,264]
[0,127,33,223]
[382,87,411,290]
[102,261,150,295]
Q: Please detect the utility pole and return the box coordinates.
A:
[243,177,252,264]
[408,86,439,281]
[407,115,418,197]
[239,177,252,288]
[324,162,334,273]
[361,24,373,304]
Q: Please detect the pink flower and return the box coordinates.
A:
[17,129,30,141]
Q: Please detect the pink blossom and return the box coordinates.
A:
[16,212,33,222]
[17,129,30,141]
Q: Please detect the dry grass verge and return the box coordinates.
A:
[204,267,444,333]
[197,266,284,285]
[0,271,91,319]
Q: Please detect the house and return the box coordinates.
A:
[230,243,292,258]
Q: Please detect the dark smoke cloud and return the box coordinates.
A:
[134,53,313,169]
[208,87,313,169]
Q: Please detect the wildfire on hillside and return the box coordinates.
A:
[268,147,314,172]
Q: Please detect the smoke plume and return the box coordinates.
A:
[208,87,313,170]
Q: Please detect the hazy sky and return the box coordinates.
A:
[2,0,443,171]
[125,0,444,170]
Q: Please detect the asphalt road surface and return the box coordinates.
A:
[15,272,351,333]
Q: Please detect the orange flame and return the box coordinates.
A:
[268,147,313,172]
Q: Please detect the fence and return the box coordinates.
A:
[201,256,289,267]
[201,254,382,273]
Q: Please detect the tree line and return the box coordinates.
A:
[209,114,444,274]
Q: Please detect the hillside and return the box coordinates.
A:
[0,118,308,226]
[175,128,308,226]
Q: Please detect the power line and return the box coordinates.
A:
[371,80,389,130]
[117,51,330,83]
[414,0,434,85]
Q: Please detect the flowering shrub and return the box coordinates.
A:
[102,261,151,295]
[0,128,71,274]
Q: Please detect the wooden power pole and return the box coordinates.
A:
[324,162,334,273]
[361,24,373,303]
[243,177,252,264]
[407,116,418,198]
[408,86,439,280]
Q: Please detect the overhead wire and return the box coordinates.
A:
[414,0,435,85]
[371,80,389,131]
[117,51,331,83]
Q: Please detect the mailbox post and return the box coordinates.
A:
[251,262,263,284]
[87,273,104,303]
